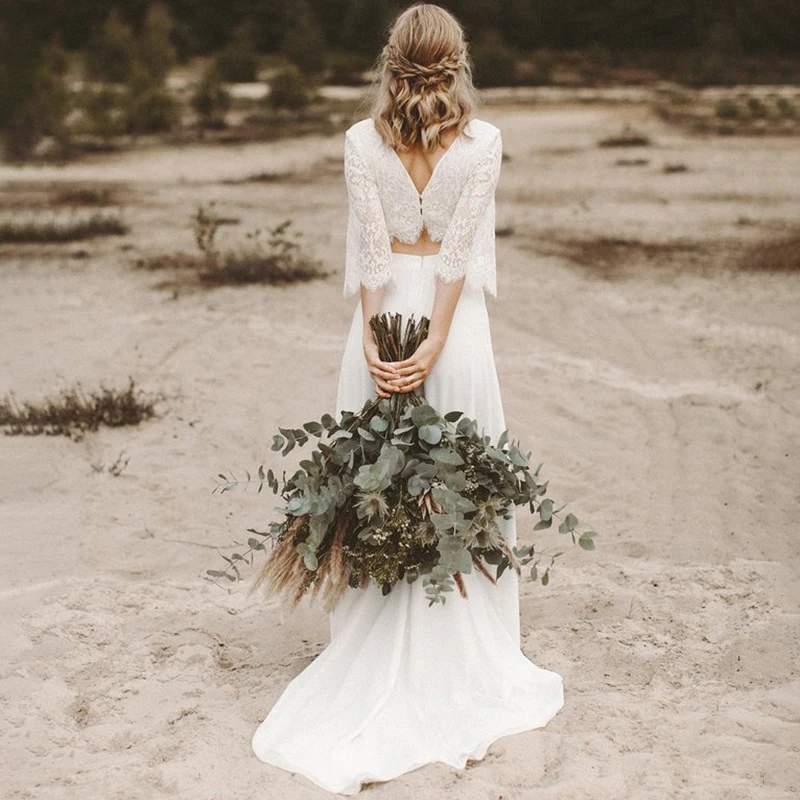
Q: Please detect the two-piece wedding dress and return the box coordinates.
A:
[251,116,565,794]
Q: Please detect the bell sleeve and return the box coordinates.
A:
[343,131,393,296]
[435,128,503,285]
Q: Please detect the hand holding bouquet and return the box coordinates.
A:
[208,313,597,610]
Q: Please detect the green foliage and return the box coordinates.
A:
[210,313,597,606]
[267,66,315,110]
[79,85,127,140]
[124,70,181,134]
[136,3,178,85]
[85,9,137,83]
[214,22,260,82]
[191,63,231,128]
[2,39,71,162]
[281,3,327,75]
[324,51,370,86]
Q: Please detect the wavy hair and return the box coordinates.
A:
[365,3,481,152]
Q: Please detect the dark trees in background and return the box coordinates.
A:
[2,1,798,59]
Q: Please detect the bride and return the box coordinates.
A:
[252,3,564,793]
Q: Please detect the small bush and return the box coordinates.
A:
[215,49,259,83]
[745,96,769,119]
[2,40,71,162]
[124,74,180,134]
[598,126,651,148]
[0,377,159,439]
[192,63,231,128]
[0,212,128,243]
[136,207,327,288]
[135,3,178,85]
[85,9,137,83]
[715,98,740,119]
[197,217,327,286]
[776,97,797,119]
[281,7,327,76]
[215,22,261,82]
[267,66,314,110]
[79,85,127,140]
[325,51,369,86]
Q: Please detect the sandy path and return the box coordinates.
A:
[1,103,798,799]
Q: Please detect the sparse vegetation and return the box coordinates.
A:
[281,5,327,76]
[658,91,800,136]
[738,228,800,272]
[267,66,315,110]
[598,127,651,148]
[0,212,129,243]
[54,186,118,206]
[615,158,649,167]
[0,377,160,439]
[1,39,72,162]
[191,63,231,129]
[134,204,327,288]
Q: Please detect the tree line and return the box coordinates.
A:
[2,0,799,58]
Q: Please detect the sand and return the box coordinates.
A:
[1,101,799,799]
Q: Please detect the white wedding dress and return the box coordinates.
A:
[251,251,565,794]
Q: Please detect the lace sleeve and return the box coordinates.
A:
[435,129,502,284]
[343,131,393,296]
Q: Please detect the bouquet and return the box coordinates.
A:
[208,312,597,610]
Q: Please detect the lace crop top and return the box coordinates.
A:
[342,116,503,298]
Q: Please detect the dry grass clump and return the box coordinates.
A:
[53,186,118,206]
[197,247,328,287]
[0,377,160,440]
[737,228,800,273]
[0,212,128,243]
[135,205,327,288]
[598,126,651,148]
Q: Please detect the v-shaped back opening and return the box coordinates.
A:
[379,120,472,198]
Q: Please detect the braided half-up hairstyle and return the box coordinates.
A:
[367,3,481,152]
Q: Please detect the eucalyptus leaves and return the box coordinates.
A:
[209,312,597,609]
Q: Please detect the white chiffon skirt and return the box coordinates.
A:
[251,252,565,794]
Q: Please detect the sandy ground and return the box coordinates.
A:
[1,102,799,799]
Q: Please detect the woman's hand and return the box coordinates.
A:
[387,336,445,393]
[363,336,400,398]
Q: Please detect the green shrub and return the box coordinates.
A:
[776,97,797,119]
[215,49,259,83]
[80,85,127,140]
[125,67,180,134]
[325,51,369,86]
[85,9,137,83]
[267,66,314,110]
[135,3,177,84]
[746,96,768,119]
[2,40,71,161]
[192,63,231,127]
[715,98,740,119]
[281,6,327,76]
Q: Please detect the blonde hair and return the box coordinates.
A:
[366,3,481,152]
